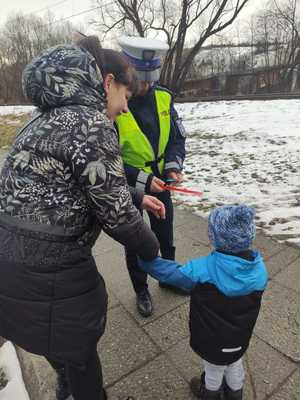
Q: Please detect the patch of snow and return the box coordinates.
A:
[0,106,34,116]
[174,99,300,245]
[0,341,30,400]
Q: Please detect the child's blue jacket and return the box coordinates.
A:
[140,250,268,296]
[140,251,268,365]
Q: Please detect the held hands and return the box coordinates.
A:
[150,176,165,193]
[166,171,184,185]
[141,195,166,219]
[149,172,184,193]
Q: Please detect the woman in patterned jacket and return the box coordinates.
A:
[0,36,162,400]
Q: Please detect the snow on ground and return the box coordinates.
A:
[175,99,300,245]
[0,342,30,400]
[1,100,300,245]
[0,106,34,116]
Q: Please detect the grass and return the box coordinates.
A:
[194,202,215,212]
[0,114,30,149]
[231,156,242,170]
[188,132,227,140]
[172,197,215,213]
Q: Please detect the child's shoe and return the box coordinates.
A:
[223,380,243,400]
[190,373,223,399]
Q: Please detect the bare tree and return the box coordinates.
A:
[0,12,77,104]
[250,0,300,91]
[273,0,299,80]
[91,0,249,93]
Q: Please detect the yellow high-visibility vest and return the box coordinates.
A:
[116,89,171,174]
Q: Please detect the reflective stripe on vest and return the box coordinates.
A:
[116,89,171,174]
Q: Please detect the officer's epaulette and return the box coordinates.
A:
[154,83,174,97]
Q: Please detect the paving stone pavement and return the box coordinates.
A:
[96,208,300,400]
[17,208,300,400]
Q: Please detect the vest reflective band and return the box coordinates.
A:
[116,89,171,174]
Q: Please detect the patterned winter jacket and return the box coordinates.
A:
[0,44,158,258]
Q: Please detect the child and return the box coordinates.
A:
[139,205,268,400]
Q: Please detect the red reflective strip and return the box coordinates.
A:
[158,183,203,196]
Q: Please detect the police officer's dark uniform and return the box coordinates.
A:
[116,36,186,317]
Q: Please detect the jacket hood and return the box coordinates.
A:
[22,44,105,110]
[207,251,268,296]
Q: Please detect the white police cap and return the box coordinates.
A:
[118,36,169,82]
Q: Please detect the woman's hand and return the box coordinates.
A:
[150,176,165,193]
[141,195,166,219]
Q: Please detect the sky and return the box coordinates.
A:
[0,0,96,30]
[0,0,267,40]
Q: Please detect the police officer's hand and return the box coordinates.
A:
[167,171,184,185]
[141,195,166,219]
[150,176,165,193]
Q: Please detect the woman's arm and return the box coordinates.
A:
[69,117,159,261]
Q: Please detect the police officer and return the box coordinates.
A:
[116,36,186,317]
